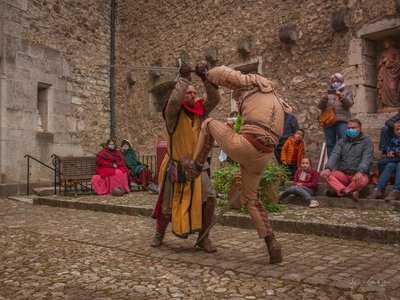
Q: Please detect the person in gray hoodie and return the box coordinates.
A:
[320,119,374,201]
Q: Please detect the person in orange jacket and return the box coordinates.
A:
[281,129,305,180]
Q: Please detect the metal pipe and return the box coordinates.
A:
[109,0,116,139]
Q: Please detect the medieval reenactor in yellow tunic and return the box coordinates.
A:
[151,64,220,252]
[181,66,292,264]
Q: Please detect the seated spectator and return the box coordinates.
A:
[320,119,374,201]
[379,112,400,153]
[120,139,158,193]
[279,157,319,208]
[274,113,299,164]
[368,121,400,201]
[377,120,400,174]
[91,139,130,195]
[281,129,305,180]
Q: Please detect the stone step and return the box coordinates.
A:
[32,195,400,245]
[288,182,379,197]
[282,194,400,210]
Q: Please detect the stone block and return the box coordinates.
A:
[358,19,400,38]
[348,38,362,66]
[352,85,376,114]
[363,39,377,58]
[28,43,44,59]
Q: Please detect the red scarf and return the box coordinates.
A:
[182,98,205,116]
[97,147,124,162]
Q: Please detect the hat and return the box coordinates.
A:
[121,139,133,148]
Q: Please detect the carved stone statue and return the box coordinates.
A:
[377,38,400,112]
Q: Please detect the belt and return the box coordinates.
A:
[242,120,280,140]
[242,134,274,153]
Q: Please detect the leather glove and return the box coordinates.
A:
[195,64,208,81]
[179,63,192,81]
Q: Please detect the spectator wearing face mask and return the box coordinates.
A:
[318,73,354,157]
[120,139,158,193]
[320,119,374,201]
[91,138,130,195]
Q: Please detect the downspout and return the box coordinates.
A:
[110,0,116,138]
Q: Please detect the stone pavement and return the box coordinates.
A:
[31,192,400,244]
[1,199,399,299]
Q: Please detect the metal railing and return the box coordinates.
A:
[24,154,59,196]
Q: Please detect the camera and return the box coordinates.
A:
[327,89,337,94]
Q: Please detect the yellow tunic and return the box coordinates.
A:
[158,108,202,238]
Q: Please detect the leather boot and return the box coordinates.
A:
[197,197,217,253]
[367,189,383,199]
[150,231,165,247]
[385,189,400,201]
[265,235,282,264]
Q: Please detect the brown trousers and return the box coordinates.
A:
[194,118,275,238]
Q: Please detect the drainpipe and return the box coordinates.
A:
[109,0,116,138]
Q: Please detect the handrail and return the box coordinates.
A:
[24,154,59,196]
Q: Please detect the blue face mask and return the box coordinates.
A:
[122,145,129,151]
[108,145,115,150]
[331,82,342,90]
[231,117,237,124]
[346,129,358,138]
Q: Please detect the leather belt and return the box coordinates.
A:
[242,134,274,153]
[242,120,280,140]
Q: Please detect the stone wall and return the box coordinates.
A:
[115,0,399,164]
[1,0,111,182]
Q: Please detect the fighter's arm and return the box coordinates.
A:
[203,80,220,116]
[165,78,190,130]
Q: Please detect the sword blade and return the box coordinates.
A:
[96,64,180,73]
[195,189,241,247]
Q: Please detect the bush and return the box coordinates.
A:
[212,161,289,213]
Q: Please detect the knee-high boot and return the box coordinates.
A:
[151,212,171,247]
[254,199,283,264]
[197,197,217,253]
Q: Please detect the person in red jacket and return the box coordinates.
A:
[279,157,319,208]
[91,139,130,195]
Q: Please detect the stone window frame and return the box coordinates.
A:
[148,74,177,116]
[346,19,400,114]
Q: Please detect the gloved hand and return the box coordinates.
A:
[195,64,208,81]
[179,63,192,81]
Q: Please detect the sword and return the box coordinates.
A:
[97,64,181,73]
[195,189,241,247]
[96,63,196,73]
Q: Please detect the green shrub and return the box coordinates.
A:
[212,161,289,213]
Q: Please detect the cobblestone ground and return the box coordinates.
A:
[0,199,399,300]
[43,192,400,229]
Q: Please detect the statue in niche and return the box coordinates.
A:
[376,38,400,112]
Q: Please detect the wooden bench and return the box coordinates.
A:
[54,156,97,196]
[53,154,157,196]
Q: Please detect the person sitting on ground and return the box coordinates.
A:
[378,120,400,173]
[368,121,400,201]
[279,157,319,208]
[320,119,374,201]
[91,139,130,196]
[280,129,305,180]
[379,112,400,153]
[120,139,158,193]
[274,113,299,164]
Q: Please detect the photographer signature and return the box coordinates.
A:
[349,277,391,292]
